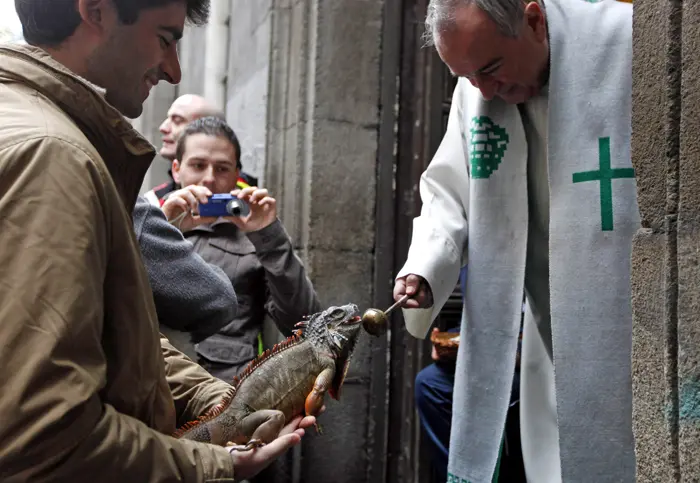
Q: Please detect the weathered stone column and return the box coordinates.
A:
[631,0,700,480]
[225,0,272,180]
[266,0,384,481]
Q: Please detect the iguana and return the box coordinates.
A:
[173,303,363,450]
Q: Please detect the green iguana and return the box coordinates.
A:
[173,303,363,450]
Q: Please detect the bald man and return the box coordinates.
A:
[144,94,257,206]
[160,94,225,160]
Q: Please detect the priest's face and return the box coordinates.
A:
[435,2,549,104]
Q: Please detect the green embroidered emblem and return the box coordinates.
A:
[467,116,509,179]
[572,137,635,231]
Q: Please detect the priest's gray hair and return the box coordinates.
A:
[424,0,527,46]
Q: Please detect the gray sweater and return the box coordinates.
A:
[132,196,237,353]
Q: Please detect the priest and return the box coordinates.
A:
[394,0,638,481]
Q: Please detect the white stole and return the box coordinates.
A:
[398,0,638,481]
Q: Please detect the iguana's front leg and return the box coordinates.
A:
[226,409,286,451]
[304,366,335,434]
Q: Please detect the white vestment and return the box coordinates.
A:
[397,0,638,481]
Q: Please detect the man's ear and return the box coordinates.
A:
[172,160,181,183]
[76,0,111,32]
[524,2,546,42]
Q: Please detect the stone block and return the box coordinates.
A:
[300,383,370,483]
[676,224,700,477]
[630,228,677,482]
[680,1,700,223]
[226,65,270,179]
[225,1,272,180]
[178,24,207,95]
[314,0,383,125]
[305,247,374,379]
[228,1,272,83]
[265,123,284,205]
[285,0,310,128]
[306,247,374,312]
[141,82,177,146]
[252,0,274,31]
[279,121,305,247]
[632,0,679,231]
[267,2,293,132]
[308,120,378,252]
[677,2,700,476]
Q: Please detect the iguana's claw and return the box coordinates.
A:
[226,439,266,452]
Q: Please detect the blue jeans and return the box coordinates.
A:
[415,361,455,483]
[415,361,522,482]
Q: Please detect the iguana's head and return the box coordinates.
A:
[324,303,362,355]
[298,303,362,357]
[295,304,361,400]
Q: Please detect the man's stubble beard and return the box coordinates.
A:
[85,33,144,119]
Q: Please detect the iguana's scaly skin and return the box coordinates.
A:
[173,303,362,448]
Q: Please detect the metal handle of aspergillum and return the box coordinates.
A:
[226,198,251,217]
[361,294,411,337]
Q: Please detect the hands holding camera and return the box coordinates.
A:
[228,186,277,233]
[162,185,278,233]
[162,185,217,232]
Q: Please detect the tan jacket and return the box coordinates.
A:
[0,44,235,482]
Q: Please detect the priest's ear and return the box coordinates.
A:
[524,2,547,43]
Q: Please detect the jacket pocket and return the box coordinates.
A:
[195,333,257,365]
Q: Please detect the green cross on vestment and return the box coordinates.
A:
[572,137,635,231]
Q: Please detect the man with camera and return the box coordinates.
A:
[144,93,259,206]
[160,116,321,382]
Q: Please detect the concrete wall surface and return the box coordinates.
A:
[631,0,700,480]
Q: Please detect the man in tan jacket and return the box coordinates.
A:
[0,1,314,481]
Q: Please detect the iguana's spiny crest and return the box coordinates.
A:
[295,303,361,358]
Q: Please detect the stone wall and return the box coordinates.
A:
[226,0,273,180]
[631,0,700,480]
[265,0,384,481]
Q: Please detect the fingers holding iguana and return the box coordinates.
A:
[237,409,287,445]
[229,429,305,480]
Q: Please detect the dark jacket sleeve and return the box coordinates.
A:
[246,219,322,334]
[133,196,237,343]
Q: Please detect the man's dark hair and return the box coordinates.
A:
[15,0,210,47]
[176,116,243,170]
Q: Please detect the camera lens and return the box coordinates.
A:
[226,199,249,217]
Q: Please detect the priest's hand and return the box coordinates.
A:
[393,274,433,309]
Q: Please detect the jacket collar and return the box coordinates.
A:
[0,43,156,209]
